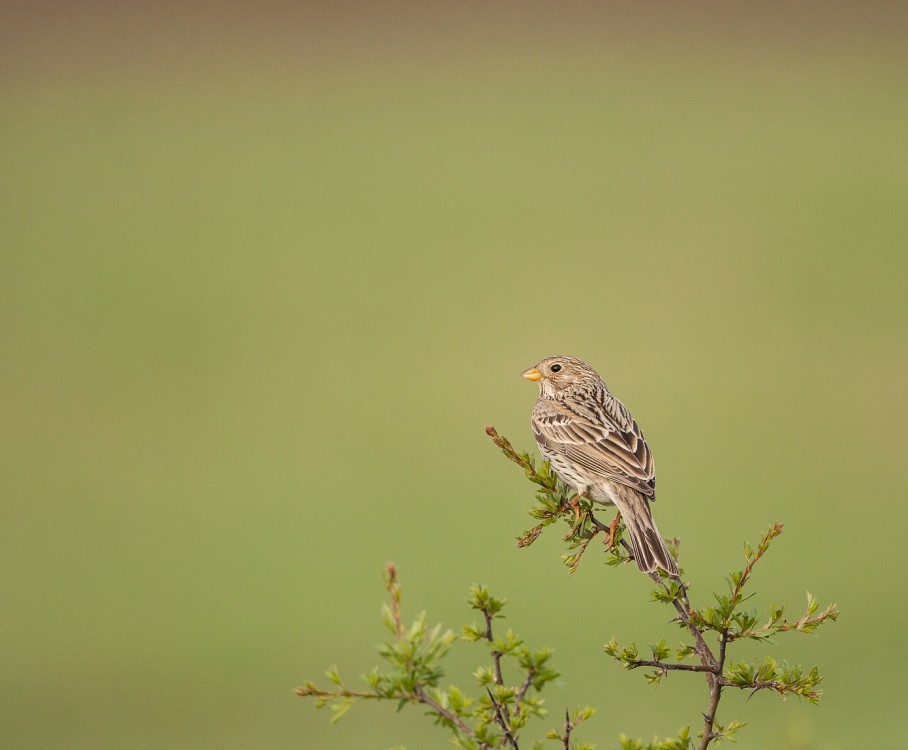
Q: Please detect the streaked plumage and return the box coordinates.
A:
[522,355,677,575]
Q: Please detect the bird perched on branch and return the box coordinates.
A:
[522,355,677,575]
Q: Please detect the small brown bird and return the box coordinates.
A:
[522,355,677,575]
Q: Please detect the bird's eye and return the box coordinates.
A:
[550,364,562,373]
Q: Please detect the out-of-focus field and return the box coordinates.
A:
[2,3,906,748]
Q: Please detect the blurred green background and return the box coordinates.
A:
[2,2,906,748]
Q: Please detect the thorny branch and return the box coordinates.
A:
[487,689,519,749]
[562,707,574,750]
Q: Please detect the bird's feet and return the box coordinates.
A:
[603,512,623,549]
[568,495,582,521]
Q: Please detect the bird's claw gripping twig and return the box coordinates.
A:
[604,512,622,549]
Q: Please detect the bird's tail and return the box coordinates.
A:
[608,485,678,575]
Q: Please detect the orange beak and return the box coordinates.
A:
[522,367,542,381]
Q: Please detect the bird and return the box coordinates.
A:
[522,355,678,575]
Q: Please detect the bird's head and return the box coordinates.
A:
[521,356,602,397]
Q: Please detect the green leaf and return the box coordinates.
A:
[650,639,671,662]
[325,665,342,686]
[675,644,696,661]
[805,591,818,615]
[329,698,353,723]
[719,720,746,742]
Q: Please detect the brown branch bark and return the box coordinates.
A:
[561,707,574,750]
[414,687,485,746]
[697,633,728,750]
[483,607,516,737]
[515,670,535,705]
[625,659,716,674]
[487,689,520,749]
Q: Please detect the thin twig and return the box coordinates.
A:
[415,687,484,745]
[294,686,385,700]
[515,670,535,706]
[487,689,520,749]
[483,608,512,727]
[485,610,506,686]
[482,599,522,747]
[624,659,717,674]
[562,706,573,750]
[385,563,405,639]
[729,524,783,605]
[644,561,718,686]
[295,685,483,746]
[717,677,821,701]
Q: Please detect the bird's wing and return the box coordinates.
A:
[532,398,656,499]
